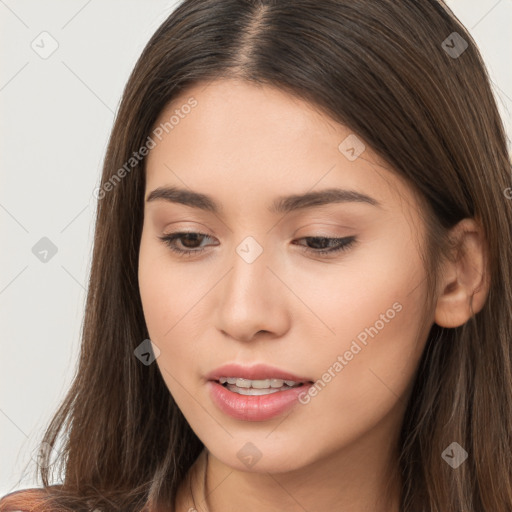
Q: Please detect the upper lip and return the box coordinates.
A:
[206,363,313,383]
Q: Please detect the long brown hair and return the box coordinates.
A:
[2,1,511,510]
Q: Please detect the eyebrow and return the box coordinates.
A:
[145,185,382,214]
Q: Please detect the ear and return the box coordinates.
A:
[434,218,491,328]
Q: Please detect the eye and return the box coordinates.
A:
[292,235,357,256]
[158,232,215,257]
[158,232,357,258]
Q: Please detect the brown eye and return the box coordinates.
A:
[159,232,215,256]
[292,236,357,256]
[158,233,357,258]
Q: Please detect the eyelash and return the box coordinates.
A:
[158,232,357,258]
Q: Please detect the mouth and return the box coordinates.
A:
[215,377,312,396]
[207,377,315,421]
[206,364,315,417]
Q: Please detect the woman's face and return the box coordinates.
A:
[138,78,433,474]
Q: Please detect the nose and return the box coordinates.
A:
[214,240,292,343]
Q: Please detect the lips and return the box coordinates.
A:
[205,363,315,421]
[208,380,313,421]
[205,363,313,383]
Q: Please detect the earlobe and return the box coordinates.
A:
[433,218,490,328]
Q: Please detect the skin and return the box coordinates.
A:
[138,78,490,512]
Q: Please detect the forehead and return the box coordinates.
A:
[145,78,419,219]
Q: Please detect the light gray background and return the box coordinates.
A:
[1,0,511,496]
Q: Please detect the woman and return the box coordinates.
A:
[2,0,511,510]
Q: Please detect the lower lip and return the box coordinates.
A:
[207,381,312,421]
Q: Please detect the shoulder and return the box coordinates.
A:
[0,488,49,512]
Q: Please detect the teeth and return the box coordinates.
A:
[236,378,251,388]
[227,386,283,396]
[252,379,271,389]
[218,377,301,388]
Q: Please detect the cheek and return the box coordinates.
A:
[138,235,169,339]
[138,229,196,340]
[138,232,207,395]
[293,228,426,345]
[295,236,428,423]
